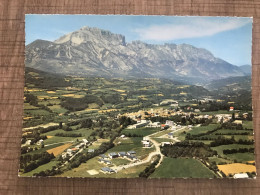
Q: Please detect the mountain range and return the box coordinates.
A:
[25,26,250,84]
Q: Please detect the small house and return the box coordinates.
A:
[142,140,151,148]
[118,152,127,157]
[98,159,112,165]
[127,151,136,155]
[108,152,119,159]
[88,149,95,153]
[168,133,173,138]
[126,155,138,161]
[99,154,109,159]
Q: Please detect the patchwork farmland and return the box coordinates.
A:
[19,67,256,179]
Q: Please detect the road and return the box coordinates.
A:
[112,126,188,172]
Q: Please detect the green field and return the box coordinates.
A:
[24,109,51,116]
[43,136,79,145]
[211,144,254,155]
[189,124,220,135]
[243,121,253,129]
[225,153,255,162]
[122,127,159,137]
[150,130,172,138]
[152,138,173,143]
[42,128,93,138]
[21,160,59,177]
[150,157,217,178]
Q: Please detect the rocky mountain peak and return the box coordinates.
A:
[54,26,126,46]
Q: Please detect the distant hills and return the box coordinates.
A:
[26,26,249,84]
[205,76,251,92]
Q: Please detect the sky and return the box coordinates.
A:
[25,15,252,66]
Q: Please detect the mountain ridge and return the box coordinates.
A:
[25,26,247,84]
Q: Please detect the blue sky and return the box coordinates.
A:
[25,15,252,66]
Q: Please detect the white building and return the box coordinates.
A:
[233,173,249,179]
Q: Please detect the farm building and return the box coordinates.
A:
[99,154,109,159]
[82,139,88,144]
[108,152,119,159]
[101,167,116,173]
[98,159,112,165]
[88,149,95,153]
[161,142,171,147]
[141,140,152,148]
[233,120,243,125]
[165,120,174,127]
[126,155,138,161]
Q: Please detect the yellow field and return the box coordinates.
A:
[47,143,73,156]
[23,117,33,120]
[37,96,59,100]
[62,94,84,98]
[218,163,256,175]
[27,89,43,92]
[47,136,53,139]
[47,91,56,94]
[113,89,126,93]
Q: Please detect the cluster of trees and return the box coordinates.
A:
[61,95,103,111]
[101,93,122,104]
[55,132,82,137]
[20,152,55,173]
[119,116,136,128]
[24,93,38,106]
[223,148,254,155]
[161,141,216,159]
[215,132,250,136]
[139,155,161,178]
[22,131,47,146]
[24,93,54,114]
[80,119,93,128]
[33,166,63,177]
[21,146,34,154]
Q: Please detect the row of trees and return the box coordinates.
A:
[209,136,254,147]
[139,155,161,178]
[55,132,82,137]
[223,148,254,155]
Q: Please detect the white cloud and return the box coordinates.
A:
[134,18,251,41]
